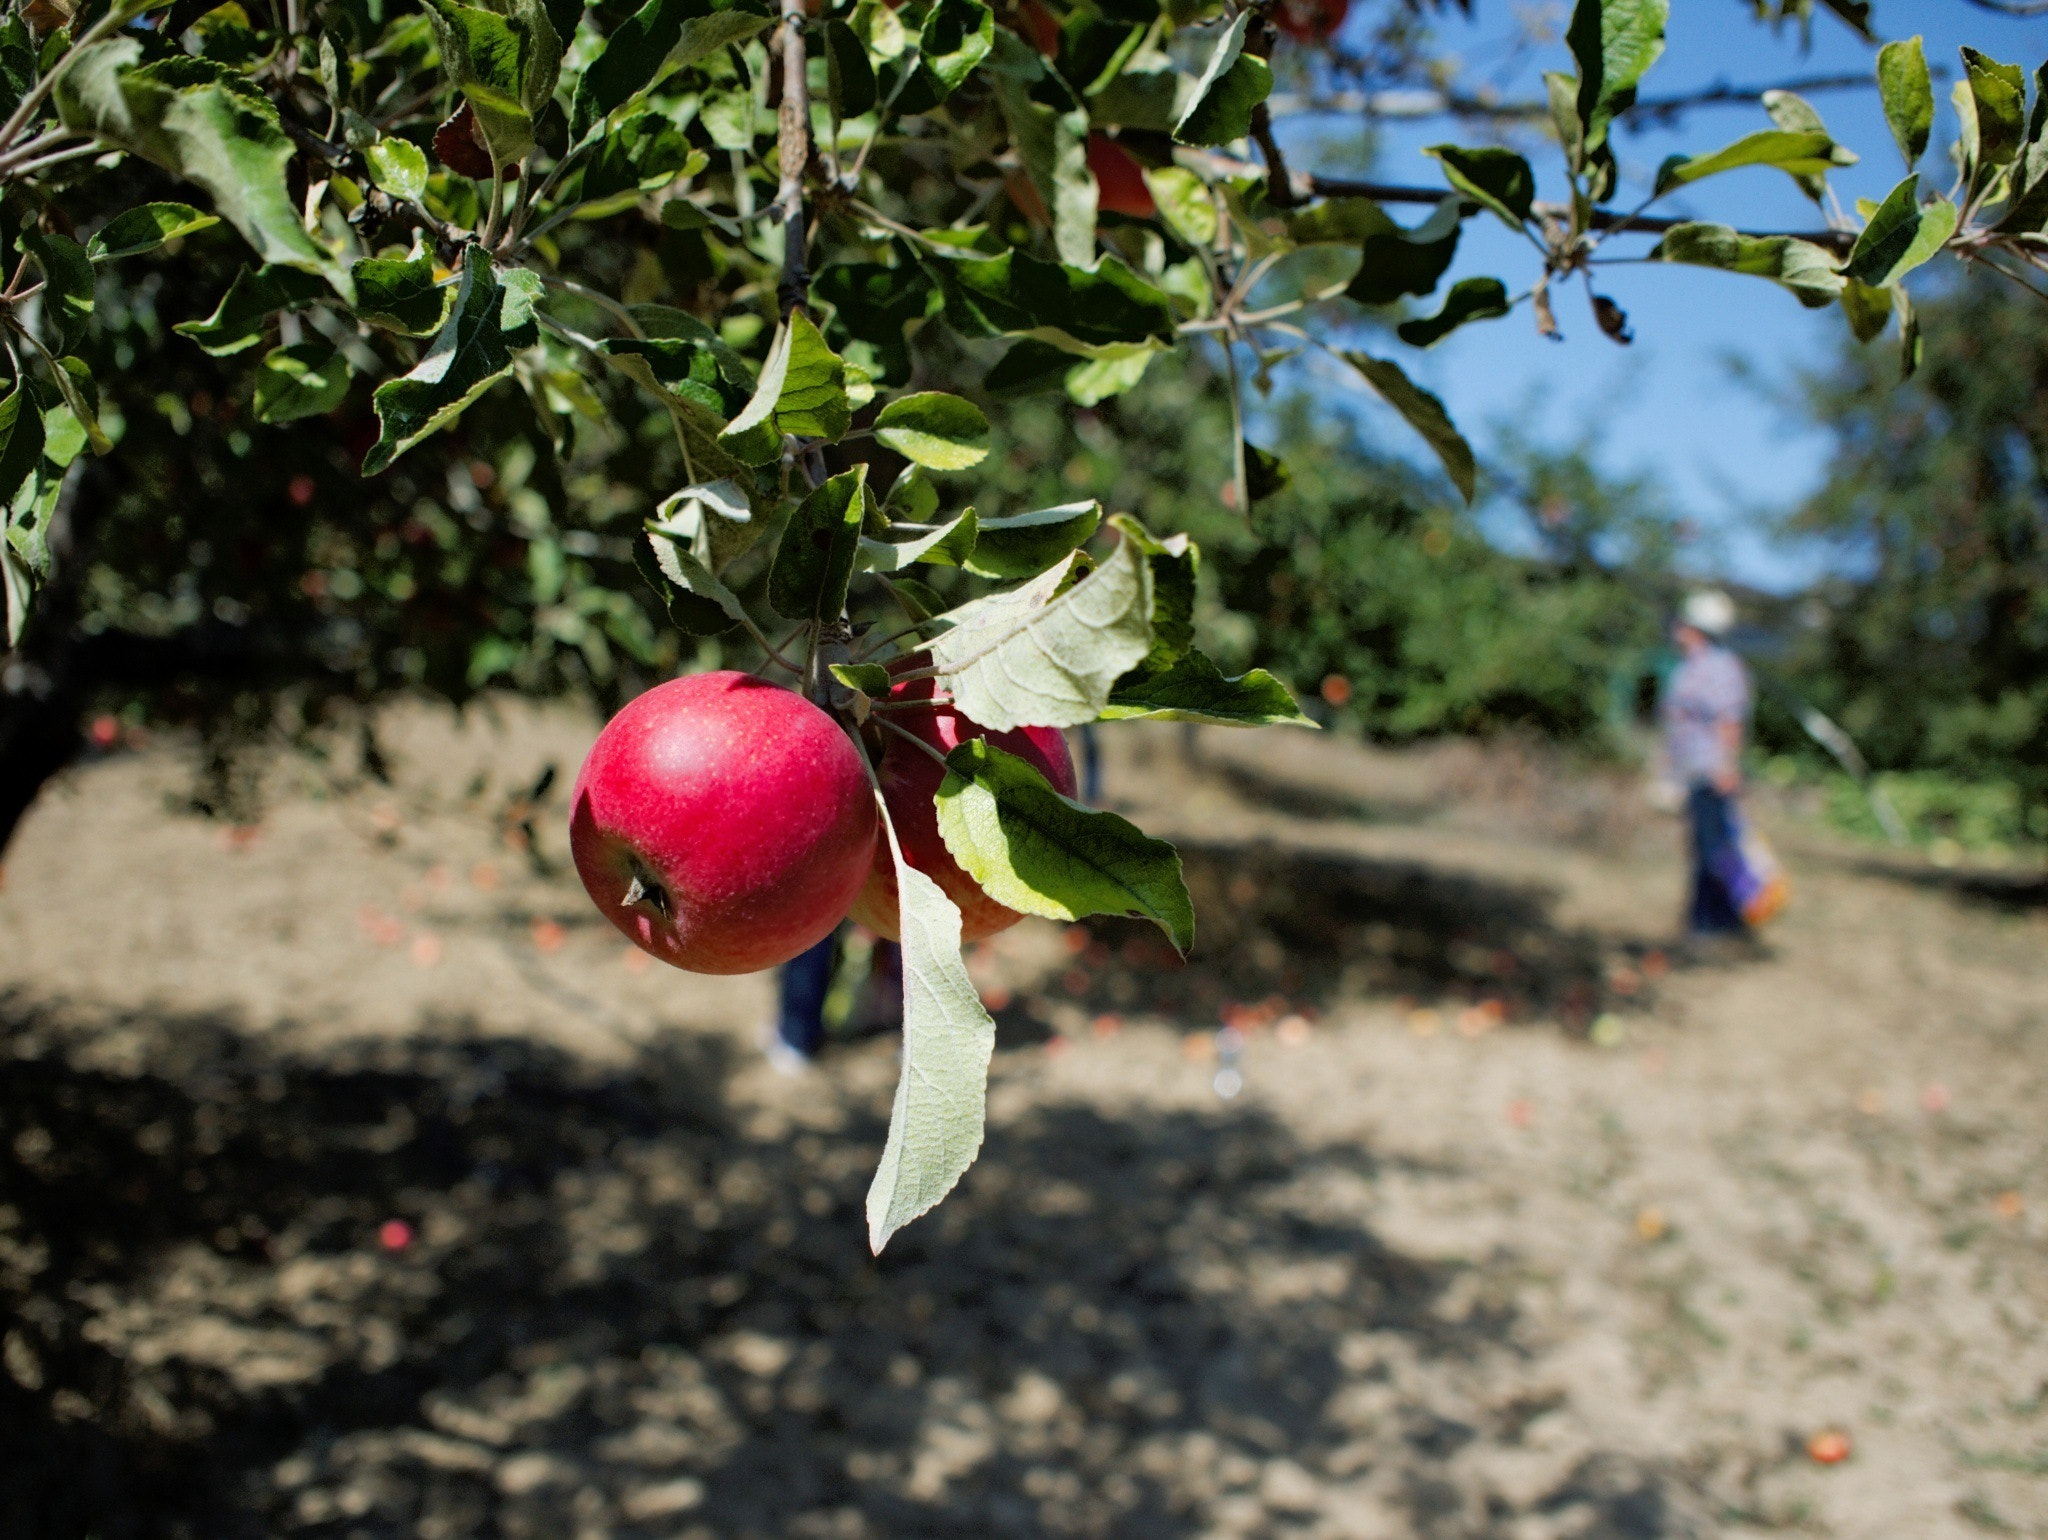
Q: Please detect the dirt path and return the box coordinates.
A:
[1,704,2043,1539]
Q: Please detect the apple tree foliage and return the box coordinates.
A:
[0,0,2045,1244]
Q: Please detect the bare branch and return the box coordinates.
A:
[774,0,811,318]
[1181,149,1857,251]
[1267,71,1887,126]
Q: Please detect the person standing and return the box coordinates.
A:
[1660,590,1753,944]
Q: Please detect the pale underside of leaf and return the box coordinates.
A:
[865,807,996,1255]
[926,527,1154,731]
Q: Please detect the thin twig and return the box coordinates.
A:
[536,273,647,338]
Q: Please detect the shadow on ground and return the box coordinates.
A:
[0,997,1706,1540]
[1031,841,1659,1036]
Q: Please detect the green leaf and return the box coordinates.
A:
[1566,0,1667,197]
[172,263,327,355]
[936,738,1194,952]
[813,262,930,385]
[351,250,451,335]
[57,42,347,290]
[651,477,758,575]
[824,19,877,118]
[1341,351,1476,503]
[768,463,867,621]
[1654,129,1854,194]
[0,388,44,509]
[1424,144,1533,229]
[919,246,1177,352]
[1342,197,1462,307]
[1243,441,1288,501]
[718,311,850,464]
[1145,165,1217,247]
[571,0,773,137]
[1567,0,1667,153]
[365,136,430,202]
[1172,12,1271,149]
[1545,68,1583,174]
[638,524,743,634]
[40,352,109,457]
[986,30,1094,267]
[21,232,93,352]
[1962,47,2026,169]
[1877,36,1931,171]
[917,0,994,100]
[874,391,990,470]
[1842,176,1957,288]
[1397,276,1511,347]
[863,816,996,1255]
[363,247,515,476]
[1839,278,1891,343]
[86,202,218,262]
[928,516,1155,730]
[1101,650,1315,727]
[252,342,352,423]
[1647,222,1846,309]
[1758,89,1832,203]
[860,509,978,572]
[421,0,561,166]
[831,661,893,696]
[699,87,755,149]
[577,112,700,211]
[964,499,1100,580]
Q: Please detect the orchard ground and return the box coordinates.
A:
[2,702,2045,1540]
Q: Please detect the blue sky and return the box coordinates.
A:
[1270,2,2048,589]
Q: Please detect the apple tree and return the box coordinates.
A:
[0,0,2041,1245]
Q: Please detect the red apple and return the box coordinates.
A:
[570,671,878,974]
[1014,0,1061,57]
[1087,134,1156,220]
[851,673,1076,943]
[1274,0,1349,44]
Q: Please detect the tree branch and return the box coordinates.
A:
[1267,72,1888,126]
[1183,150,1857,250]
[774,0,811,318]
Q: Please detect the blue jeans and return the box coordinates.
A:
[1687,783,1748,936]
[776,931,837,1058]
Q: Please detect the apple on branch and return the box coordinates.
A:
[569,672,878,975]
[852,671,1077,943]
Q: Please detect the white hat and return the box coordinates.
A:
[1681,589,1736,637]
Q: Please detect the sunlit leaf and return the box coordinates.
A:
[86,202,218,261]
[928,516,1154,730]
[1842,177,1957,288]
[1647,221,1846,309]
[936,738,1194,950]
[864,817,995,1255]
[1101,649,1316,727]
[964,499,1099,580]
[874,392,990,470]
[252,342,352,423]
[172,263,327,355]
[1876,35,1931,170]
[1173,11,1270,148]
[363,247,515,475]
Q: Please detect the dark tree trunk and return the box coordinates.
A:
[0,462,99,856]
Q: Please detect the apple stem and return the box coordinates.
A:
[869,695,954,712]
[874,717,956,773]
